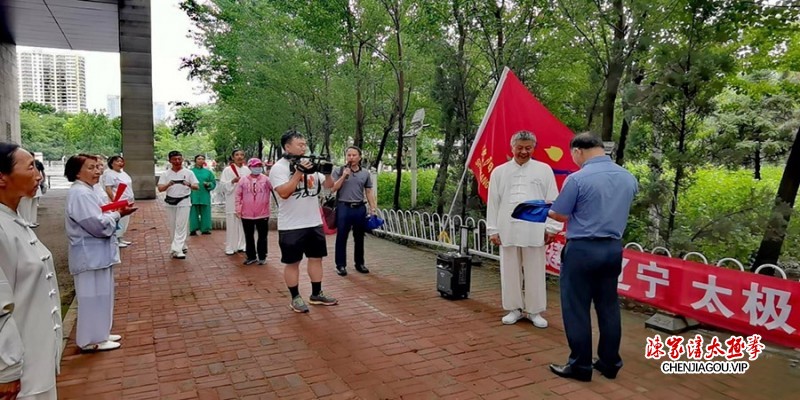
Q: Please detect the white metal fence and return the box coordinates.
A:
[372,208,797,281]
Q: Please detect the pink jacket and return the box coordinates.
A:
[234,174,273,219]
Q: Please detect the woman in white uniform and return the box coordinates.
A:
[0,143,62,400]
[103,155,135,248]
[64,154,137,352]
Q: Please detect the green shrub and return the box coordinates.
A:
[377,169,437,210]
[626,164,799,265]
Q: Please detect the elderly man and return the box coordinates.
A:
[486,130,562,329]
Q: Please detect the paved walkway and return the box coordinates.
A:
[56,200,800,399]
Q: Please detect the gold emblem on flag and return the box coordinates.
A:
[473,146,494,189]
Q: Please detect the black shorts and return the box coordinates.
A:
[278,226,328,264]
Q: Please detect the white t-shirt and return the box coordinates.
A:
[268,158,325,230]
[157,168,198,207]
[103,169,134,201]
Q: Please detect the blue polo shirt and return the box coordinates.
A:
[550,156,638,240]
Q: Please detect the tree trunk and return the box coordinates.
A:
[372,111,397,170]
[435,0,470,215]
[754,142,762,180]
[387,2,406,211]
[665,106,689,243]
[600,0,626,142]
[434,137,454,214]
[752,126,800,272]
[492,1,505,82]
[615,67,643,165]
[354,77,365,148]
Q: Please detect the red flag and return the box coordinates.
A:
[467,68,579,203]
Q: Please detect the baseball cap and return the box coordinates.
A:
[247,158,263,168]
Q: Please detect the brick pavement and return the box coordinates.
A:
[56,200,800,399]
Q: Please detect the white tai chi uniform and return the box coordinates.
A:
[65,181,121,348]
[0,204,62,399]
[487,159,562,315]
[158,168,198,255]
[220,163,250,253]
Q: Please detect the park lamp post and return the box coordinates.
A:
[403,109,430,208]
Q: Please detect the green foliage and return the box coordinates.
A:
[175,0,800,263]
[377,169,436,210]
[20,101,56,114]
[63,112,121,156]
[705,79,796,178]
[154,122,215,162]
[170,102,203,136]
[626,165,800,265]
[19,109,67,160]
[20,105,122,159]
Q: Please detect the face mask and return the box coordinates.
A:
[250,167,263,175]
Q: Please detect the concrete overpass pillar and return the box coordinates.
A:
[119,0,156,199]
[0,41,21,145]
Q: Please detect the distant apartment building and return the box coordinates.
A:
[18,49,87,114]
[153,101,167,123]
[106,96,167,123]
[107,94,121,118]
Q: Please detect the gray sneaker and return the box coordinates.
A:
[289,296,309,313]
[308,292,338,306]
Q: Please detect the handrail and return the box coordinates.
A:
[683,252,708,264]
[716,258,746,272]
[371,208,790,279]
[754,264,788,280]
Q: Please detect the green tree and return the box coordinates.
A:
[19,109,67,159]
[20,101,56,114]
[707,77,796,179]
[63,112,121,157]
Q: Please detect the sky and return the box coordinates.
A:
[18,0,211,113]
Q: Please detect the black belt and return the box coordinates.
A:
[339,201,365,208]
[567,237,620,242]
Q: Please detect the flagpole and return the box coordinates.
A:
[446,168,469,217]
[446,66,511,217]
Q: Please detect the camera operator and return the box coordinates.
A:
[269,131,338,313]
[331,146,378,276]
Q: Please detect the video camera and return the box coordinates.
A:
[283,153,334,175]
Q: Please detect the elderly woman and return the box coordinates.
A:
[0,143,62,399]
[235,158,273,265]
[65,154,137,352]
[103,155,135,248]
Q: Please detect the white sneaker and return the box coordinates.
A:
[81,340,121,352]
[108,334,122,342]
[120,240,132,246]
[172,252,186,259]
[529,313,548,329]
[225,250,235,256]
[502,309,524,325]
[118,242,128,248]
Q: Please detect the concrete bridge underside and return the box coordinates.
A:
[0,0,156,199]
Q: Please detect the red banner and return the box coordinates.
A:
[467,68,578,202]
[545,246,800,349]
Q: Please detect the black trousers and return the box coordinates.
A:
[241,218,269,260]
[560,238,624,372]
[335,202,367,267]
